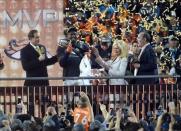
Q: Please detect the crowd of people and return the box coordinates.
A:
[60,0,181,85]
[0,92,181,131]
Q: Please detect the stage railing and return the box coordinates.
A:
[0,75,180,118]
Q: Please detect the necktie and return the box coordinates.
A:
[35,46,41,55]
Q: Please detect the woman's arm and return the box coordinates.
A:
[91,46,110,70]
[95,56,110,70]
[109,57,128,76]
[99,103,108,119]
[80,92,94,122]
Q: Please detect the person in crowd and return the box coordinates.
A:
[11,119,23,131]
[79,48,92,85]
[91,36,112,69]
[16,98,26,115]
[133,31,158,84]
[57,27,82,86]
[155,101,181,131]
[92,39,128,85]
[99,103,143,131]
[43,106,60,131]
[160,35,181,84]
[72,123,85,131]
[160,36,181,75]
[0,53,4,70]
[175,54,181,84]
[73,92,94,131]
[127,42,141,84]
[152,33,164,56]
[20,29,58,116]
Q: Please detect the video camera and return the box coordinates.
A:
[146,111,154,123]
[122,106,130,119]
[156,105,165,117]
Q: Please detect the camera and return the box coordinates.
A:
[156,105,164,117]
[110,108,116,116]
[17,98,22,104]
[60,112,66,121]
[146,111,154,123]
[122,106,130,119]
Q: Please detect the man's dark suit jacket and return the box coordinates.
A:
[136,44,158,84]
[57,47,81,78]
[20,43,57,86]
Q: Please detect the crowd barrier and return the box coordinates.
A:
[0,75,180,119]
[0,76,181,118]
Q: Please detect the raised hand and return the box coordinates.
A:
[90,46,99,57]
[66,44,73,54]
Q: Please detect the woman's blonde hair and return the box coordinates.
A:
[112,39,128,58]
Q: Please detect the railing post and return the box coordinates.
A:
[142,85,145,118]
[27,86,29,113]
[56,86,59,108]
[62,86,64,107]
[148,85,151,112]
[103,85,105,105]
[33,86,35,116]
[113,85,116,110]
[125,85,128,105]
[131,85,134,111]
[136,85,139,119]
[166,84,168,109]
[4,87,6,114]
[10,87,12,113]
[154,85,156,112]
[38,86,41,118]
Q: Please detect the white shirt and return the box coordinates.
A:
[138,43,150,61]
[79,54,92,85]
[30,42,44,55]
[30,42,37,50]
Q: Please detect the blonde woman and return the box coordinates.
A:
[92,39,128,85]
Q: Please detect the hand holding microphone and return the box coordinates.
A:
[38,47,46,61]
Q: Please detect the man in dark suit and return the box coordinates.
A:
[20,29,57,86]
[20,29,57,116]
[133,32,158,84]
